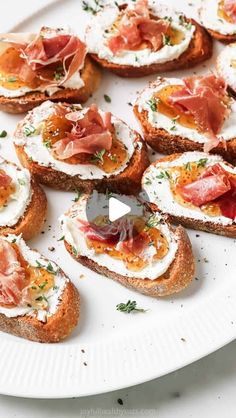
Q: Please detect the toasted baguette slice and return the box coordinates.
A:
[60,192,195,297]
[142,152,236,238]
[0,57,101,114]
[0,235,80,343]
[14,101,149,194]
[86,1,212,78]
[133,77,236,164]
[199,1,236,43]
[206,29,236,43]
[0,159,46,240]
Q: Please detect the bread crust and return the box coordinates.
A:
[0,279,80,343]
[90,18,212,77]
[0,178,47,240]
[0,56,101,114]
[144,153,236,238]
[14,137,150,194]
[206,28,236,43]
[133,106,236,165]
[64,225,195,297]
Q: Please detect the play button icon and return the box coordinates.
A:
[108,197,131,222]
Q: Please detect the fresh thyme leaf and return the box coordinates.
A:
[91,149,106,163]
[35,295,48,302]
[11,238,16,243]
[197,158,208,167]
[162,34,171,46]
[184,162,192,171]
[156,170,170,180]
[82,0,102,14]
[73,189,83,202]
[179,14,192,29]
[24,125,36,137]
[44,140,52,148]
[146,214,160,228]
[7,76,17,82]
[18,178,26,186]
[116,300,146,313]
[72,246,78,256]
[57,235,65,241]
[163,16,173,23]
[145,178,152,185]
[38,281,48,290]
[36,260,57,275]
[170,125,177,131]
[147,97,157,112]
[109,154,117,162]
[104,94,111,103]
[0,130,7,138]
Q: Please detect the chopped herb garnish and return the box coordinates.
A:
[104,94,111,103]
[162,34,171,46]
[145,178,152,185]
[0,130,7,138]
[184,162,192,171]
[116,300,146,313]
[53,285,59,291]
[148,240,155,246]
[105,189,113,200]
[109,154,117,162]
[73,189,83,202]
[82,0,102,14]
[11,238,16,243]
[197,158,208,167]
[91,149,106,163]
[170,125,177,131]
[35,295,48,302]
[24,125,36,137]
[36,260,57,275]
[146,214,160,228]
[147,97,157,112]
[57,235,65,241]
[179,14,192,29]
[163,16,173,23]
[38,281,48,290]
[72,246,78,256]
[44,140,52,148]
[156,170,170,180]
[7,76,17,82]
[18,178,26,186]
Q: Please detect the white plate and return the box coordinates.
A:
[0,0,235,399]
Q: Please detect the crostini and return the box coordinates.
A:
[199,0,236,43]
[0,234,80,342]
[142,151,236,238]
[59,191,194,297]
[14,101,149,194]
[134,74,236,164]
[0,157,46,239]
[0,26,101,114]
[85,0,212,77]
[217,42,236,95]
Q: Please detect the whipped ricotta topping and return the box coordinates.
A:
[199,0,236,35]
[217,43,236,92]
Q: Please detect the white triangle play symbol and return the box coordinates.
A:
[109,197,131,222]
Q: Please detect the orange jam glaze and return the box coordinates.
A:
[0,47,64,90]
[86,215,169,272]
[168,162,223,217]
[1,244,55,309]
[154,84,197,130]
[42,114,128,173]
[0,170,15,207]
[218,0,234,23]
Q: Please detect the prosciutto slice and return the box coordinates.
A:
[169,75,229,152]
[0,239,27,306]
[53,104,113,160]
[0,27,87,87]
[224,0,236,22]
[107,0,169,54]
[177,163,236,220]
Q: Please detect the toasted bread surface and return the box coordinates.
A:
[133,106,236,165]
[15,137,150,194]
[206,28,236,43]
[0,56,101,114]
[0,280,80,343]
[90,19,212,77]
[0,179,47,240]
[145,153,236,238]
[65,225,194,297]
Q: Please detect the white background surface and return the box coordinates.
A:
[0,0,236,416]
